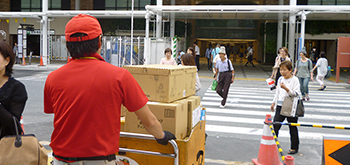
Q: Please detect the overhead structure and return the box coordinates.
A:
[1,5,350,65]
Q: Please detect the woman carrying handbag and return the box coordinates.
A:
[0,41,28,139]
[270,61,301,155]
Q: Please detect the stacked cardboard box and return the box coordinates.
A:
[123,65,197,103]
[120,65,205,164]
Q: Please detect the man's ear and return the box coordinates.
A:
[98,36,102,48]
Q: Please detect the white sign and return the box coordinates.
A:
[27,29,55,35]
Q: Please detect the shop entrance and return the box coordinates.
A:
[195,38,258,62]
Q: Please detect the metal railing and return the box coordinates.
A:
[119,132,178,165]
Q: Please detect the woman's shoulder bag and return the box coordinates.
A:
[0,116,48,165]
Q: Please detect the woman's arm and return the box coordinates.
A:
[293,68,298,76]
[281,78,300,97]
[195,72,201,92]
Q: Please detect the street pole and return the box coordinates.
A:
[131,0,134,65]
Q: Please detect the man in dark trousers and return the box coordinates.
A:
[214,46,235,108]
[44,14,175,165]
[194,42,200,70]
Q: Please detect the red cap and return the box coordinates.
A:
[65,14,102,42]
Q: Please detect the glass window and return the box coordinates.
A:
[51,0,61,9]
[117,0,127,8]
[308,0,321,4]
[106,0,116,8]
[22,0,30,8]
[140,0,151,8]
[322,0,336,4]
[31,0,41,8]
[337,0,350,5]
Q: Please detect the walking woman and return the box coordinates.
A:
[312,51,328,91]
[270,60,301,154]
[0,41,28,139]
[293,49,313,101]
[181,53,201,95]
[270,47,291,90]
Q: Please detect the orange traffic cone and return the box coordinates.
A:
[20,116,25,134]
[38,55,45,66]
[252,114,283,165]
[284,155,295,165]
[21,55,26,65]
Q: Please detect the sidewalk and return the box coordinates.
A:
[13,59,66,71]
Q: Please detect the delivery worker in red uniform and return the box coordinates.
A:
[44,14,175,165]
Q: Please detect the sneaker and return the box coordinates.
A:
[306,96,310,101]
[302,97,305,101]
[219,105,226,109]
[270,86,276,91]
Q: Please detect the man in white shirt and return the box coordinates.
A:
[194,42,200,70]
[214,46,235,108]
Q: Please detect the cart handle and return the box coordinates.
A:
[119,132,178,165]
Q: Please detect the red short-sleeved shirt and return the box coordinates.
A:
[44,53,148,158]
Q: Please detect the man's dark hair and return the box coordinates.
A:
[0,41,15,77]
[66,33,99,58]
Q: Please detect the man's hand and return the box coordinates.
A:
[156,131,176,145]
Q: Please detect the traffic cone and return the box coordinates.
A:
[252,114,283,165]
[20,116,25,134]
[284,155,295,165]
[38,55,45,66]
[21,56,26,65]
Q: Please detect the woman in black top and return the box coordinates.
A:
[0,41,28,139]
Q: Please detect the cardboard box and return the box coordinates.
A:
[124,99,188,140]
[123,65,197,102]
[118,121,206,165]
[174,96,201,136]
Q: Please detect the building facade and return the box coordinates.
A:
[0,0,349,66]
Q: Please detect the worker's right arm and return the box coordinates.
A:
[134,105,176,145]
[134,104,164,139]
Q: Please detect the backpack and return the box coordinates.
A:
[325,66,332,78]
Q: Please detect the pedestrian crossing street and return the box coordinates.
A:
[202,81,350,142]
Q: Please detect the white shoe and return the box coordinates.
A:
[219,105,226,109]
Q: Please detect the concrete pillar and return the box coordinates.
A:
[277,0,283,51]
[300,11,306,50]
[156,0,162,38]
[170,0,175,38]
[288,0,296,63]
[144,11,150,64]
[42,0,48,65]
[75,0,80,10]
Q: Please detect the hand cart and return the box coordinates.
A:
[118,132,178,165]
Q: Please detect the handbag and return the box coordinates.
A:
[211,80,218,90]
[325,66,332,78]
[281,95,305,117]
[0,116,48,165]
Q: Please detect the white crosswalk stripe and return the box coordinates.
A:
[16,72,50,81]
[203,82,350,141]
